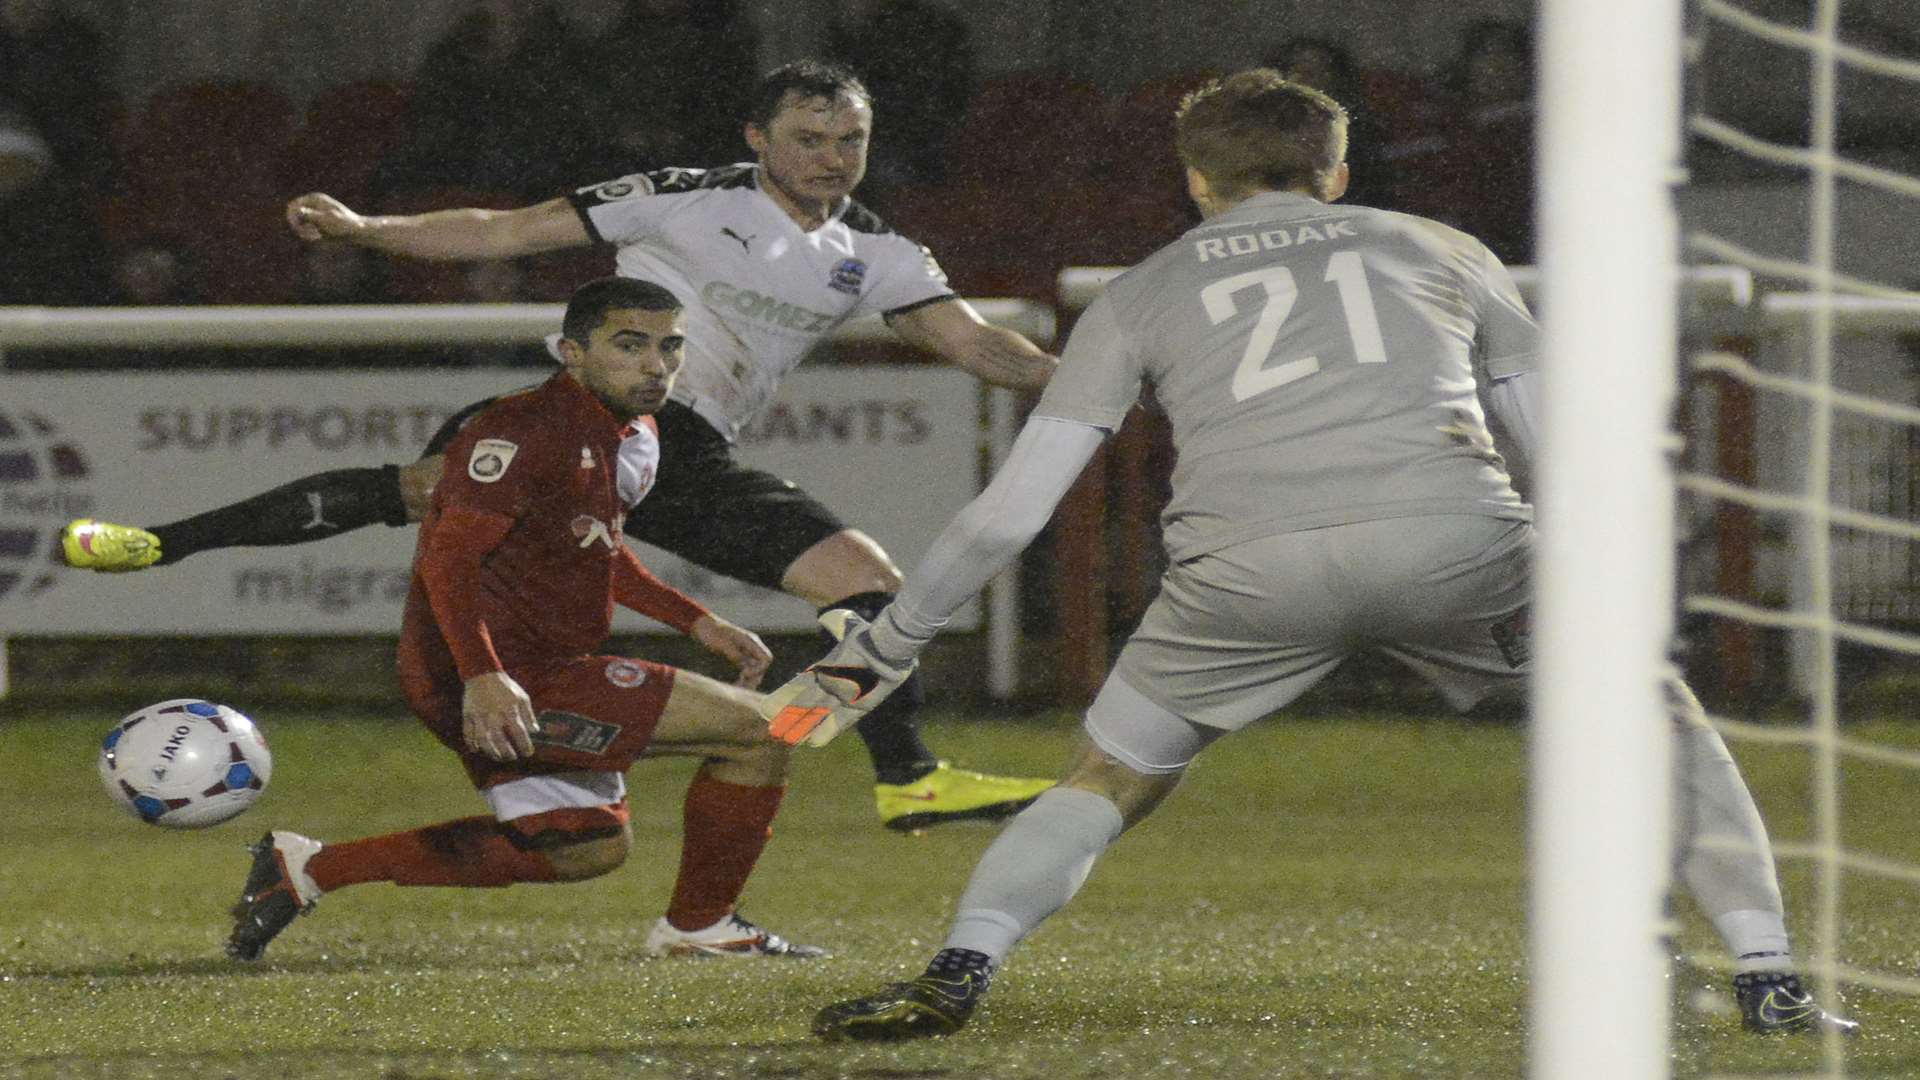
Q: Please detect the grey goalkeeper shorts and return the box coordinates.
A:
[1109,514,1532,734]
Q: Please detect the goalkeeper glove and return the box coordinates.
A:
[758,609,917,747]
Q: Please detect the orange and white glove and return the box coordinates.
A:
[757,609,917,747]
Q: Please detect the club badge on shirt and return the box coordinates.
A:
[829,258,867,296]
[468,439,519,482]
[605,660,648,689]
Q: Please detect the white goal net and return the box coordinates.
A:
[1678,0,1920,1075]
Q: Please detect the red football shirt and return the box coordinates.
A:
[398,371,707,692]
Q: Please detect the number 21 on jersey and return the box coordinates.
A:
[1201,250,1386,402]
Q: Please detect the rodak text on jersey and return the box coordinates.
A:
[1196,220,1358,262]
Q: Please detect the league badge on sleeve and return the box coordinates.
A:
[468,439,519,483]
[576,173,651,202]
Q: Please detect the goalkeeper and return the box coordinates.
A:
[765,70,1857,1042]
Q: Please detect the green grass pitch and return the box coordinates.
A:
[2,707,1916,1078]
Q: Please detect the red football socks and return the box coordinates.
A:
[306,816,559,891]
[664,772,787,931]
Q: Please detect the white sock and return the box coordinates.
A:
[1667,677,1791,962]
[1731,941,1795,974]
[943,787,1125,964]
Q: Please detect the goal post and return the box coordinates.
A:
[1532,0,1682,1076]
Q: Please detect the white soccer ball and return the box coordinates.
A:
[97,699,272,829]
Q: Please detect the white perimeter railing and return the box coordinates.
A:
[0,299,1056,350]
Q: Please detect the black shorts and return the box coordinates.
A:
[628,401,847,589]
[425,397,846,591]
[423,395,506,458]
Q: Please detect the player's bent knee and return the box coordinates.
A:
[691,708,791,783]
[1083,675,1218,777]
[782,530,904,604]
[1059,738,1181,829]
[544,835,629,881]
[659,671,772,746]
[735,704,786,752]
[501,804,632,881]
[724,736,791,782]
[864,561,905,595]
[399,455,444,523]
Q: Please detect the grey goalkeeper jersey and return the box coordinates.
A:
[1037,191,1537,563]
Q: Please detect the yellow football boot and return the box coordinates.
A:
[876,761,1054,832]
[61,519,162,572]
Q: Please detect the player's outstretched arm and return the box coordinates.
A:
[759,416,1107,746]
[610,547,770,687]
[284,193,590,261]
[888,298,1058,391]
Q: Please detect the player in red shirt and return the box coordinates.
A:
[228,277,823,962]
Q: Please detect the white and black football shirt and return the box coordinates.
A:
[568,164,955,441]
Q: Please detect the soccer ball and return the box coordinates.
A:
[97,699,272,828]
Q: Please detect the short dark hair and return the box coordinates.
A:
[562,277,681,344]
[1174,69,1348,202]
[747,59,870,130]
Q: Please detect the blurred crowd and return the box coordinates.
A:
[0,0,1543,367]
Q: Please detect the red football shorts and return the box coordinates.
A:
[404,654,677,791]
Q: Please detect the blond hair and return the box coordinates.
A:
[1174,69,1349,201]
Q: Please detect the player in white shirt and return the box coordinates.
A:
[764,70,1857,1040]
[62,62,1056,833]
